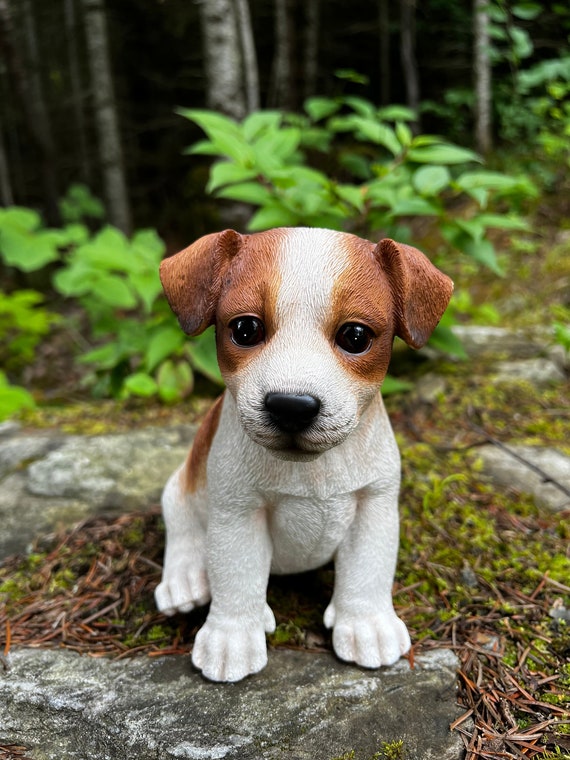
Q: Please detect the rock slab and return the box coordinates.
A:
[1,648,463,760]
[479,444,570,512]
[0,425,195,558]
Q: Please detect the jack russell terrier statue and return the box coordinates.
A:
[155,227,453,682]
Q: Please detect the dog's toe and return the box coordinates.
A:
[332,612,410,669]
[192,618,268,682]
[155,565,210,616]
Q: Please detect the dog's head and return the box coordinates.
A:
[160,228,453,460]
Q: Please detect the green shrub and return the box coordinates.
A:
[180,97,535,359]
[0,290,60,372]
[181,97,534,275]
[0,371,35,421]
[0,203,222,405]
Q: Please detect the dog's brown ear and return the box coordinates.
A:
[376,238,454,349]
[159,229,242,335]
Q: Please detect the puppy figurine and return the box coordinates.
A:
[155,227,453,682]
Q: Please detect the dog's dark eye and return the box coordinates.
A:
[229,316,265,347]
[335,323,374,354]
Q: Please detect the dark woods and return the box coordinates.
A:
[0,0,568,242]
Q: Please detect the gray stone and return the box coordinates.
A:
[26,427,195,507]
[451,326,544,359]
[0,432,66,479]
[414,373,447,404]
[478,444,570,512]
[0,426,196,559]
[0,647,463,760]
[494,358,565,386]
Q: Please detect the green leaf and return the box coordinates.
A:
[187,328,224,385]
[304,96,340,122]
[377,105,417,122]
[124,372,159,398]
[177,108,241,139]
[463,238,503,275]
[144,325,185,372]
[476,214,529,232]
[130,272,163,313]
[381,374,413,395]
[408,143,480,165]
[207,162,257,193]
[0,378,35,420]
[157,360,194,403]
[412,165,451,196]
[0,226,61,271]
[248,204,299,231]
[0,207,42,231]
[428,325,467,359]
[242,111,282,141]
[78,342,122,369]
[395,121,413,148]
[334,184,365,211]
[351,118,401,155]
[455,171,523,192]
[389,197,438,216]
[341,96,376,118]
[184,139,220,156]
[90,275,138,309]
[216,182,274,205]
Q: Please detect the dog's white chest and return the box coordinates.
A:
[267,491,357,574]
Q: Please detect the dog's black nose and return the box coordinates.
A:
[264,392,321,433]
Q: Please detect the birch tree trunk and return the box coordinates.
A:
[81,0,131,234]
[269,0,295,109]
[400,0,420,129]
[198,0,247,120]
[474,0,492,155]
[234,0,259,113]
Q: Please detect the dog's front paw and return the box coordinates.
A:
[155,561,210,616]
[325,604,411,669]
[192,612,273,682]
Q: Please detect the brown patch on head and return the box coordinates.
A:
[183,394,224,494]
[215,229,286,377]
[330,236,396,386]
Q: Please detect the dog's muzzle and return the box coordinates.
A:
[264,392,321,434]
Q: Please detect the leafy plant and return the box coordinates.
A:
[0,290,60,372]
[0,204,221,405]
[182,98,533,275]
[59,184,106,225]
[180,97,534,360]
[0,371,35,421]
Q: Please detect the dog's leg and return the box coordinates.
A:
[191,500,276,682]
[324,483,411,668]
[155,465,211,616]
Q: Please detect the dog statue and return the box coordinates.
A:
[155,227,453,682]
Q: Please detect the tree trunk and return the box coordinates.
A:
[81,0,131,234]
[400,0,420,129]
[0,116,13,206]
[65,0,91,184]
[473,0,492,155]
[197,0,247,120]
[234,0,259,113]
[0,0,60,222]
[378,0,390,105]
[269,0,295,109]
[303,0,319,99]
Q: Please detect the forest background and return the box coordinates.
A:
[0,0,569,409]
